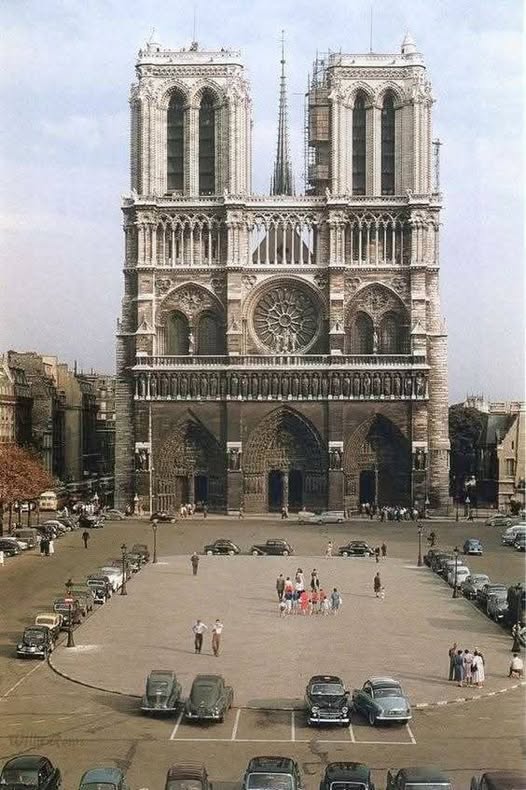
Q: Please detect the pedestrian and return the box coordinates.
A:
[82,530,90,549]
[299,589,310,615]
[191,551,200,576]
[320,590,330,615]
[453,649,465,687]
[40,536,46,556]
[284,576,294,595]
[279,599,287,617]
[295,568,305,591]
[381,542,387,558]
[42,537,50,557]
[281,506,288,519]
[203,503,208,519]
[192,620,208,653]
[373,572,382,597]
[310,569,320,591]
[471,649,485,687]
[463,648,474,685]
[448,642,457,680]
[375,546,380,563]
[311,587,319,614]
[238,505,244,519]
[48,538,54,556]
[325,541,333,558]
[509,653,524,678]
[211,619,223,656]
[276,574,285,602]
[330,587,342,613]
[284,590,293,615]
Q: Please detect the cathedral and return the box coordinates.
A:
[114,32,450,514]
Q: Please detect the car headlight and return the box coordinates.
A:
[17,644,23,650]
[341,706,349,715]
[311,706,319,714]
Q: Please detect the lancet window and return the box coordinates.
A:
[167,93,185,192]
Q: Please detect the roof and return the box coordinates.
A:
[80,768,124,784]
[324,763,370,781]
[193,674,223,683]
[396,768,450,784]
[369,677,400,687]
[166,764,207,780]
[308,675,343,684]
[149,669,175,677]
[247,758,296,772]
[3,756,47,769]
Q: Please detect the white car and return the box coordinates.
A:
[448,565,470,587]
[502,524,526,545]
[97,566,124,591]
[1,536,29,551]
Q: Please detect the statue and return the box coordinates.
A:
[301,373,310,399]
[312,374,319,398]
[190,374,199,398]
[209,374,218,398]
[372,372,381,397]
[228,448,240,471]
[343,374,351,397]
[138,376,146,398]
[353,373,361,397]
[373,327,379,354]
[404,375,413,397]
[383,374,391,397]
[363,373,371,398]
[219,375,227,398]
[251,374,259,398]
[180,374,188,398]
[416,373,425,397]
[161,375,169,397]
[261,374,269,398]
[230,373,239,397]
[332,374,341,397]
[271,373,280,398]
[170,375,178,398]
[393,373,401,397]
[414,448,426,470]
[200,375,209,398]
[321,376,329,398]
[188,331,195,355]
[241,375,249,398]
[150,375,157,398]
[281,375,289,398]
[291,374,300,398]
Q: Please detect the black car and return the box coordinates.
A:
[0,539,20,557]
[424,548,442,567]
[85,580,108,604]
[387,768,451,790]
[53,598,82,627]
[250,539,294,556]
[470,771,526,790]
[150,511,177,523]
[338,541,374,557]
[165,764,212,790]
[86,574,113,598]
[320,763,374,790]
[242,757,303,790]
[16,626,54,660]
[305,675,350,725]
[184,674,233,722]
[477,583,508,608]
[131,543,150,562]
[141,669,182,714]
[78,515,103,529]
[204,539,241,556]
[0,755,62,790]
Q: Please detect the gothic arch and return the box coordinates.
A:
[345,83,375,108]
[159,81,191,110]
[345,283,409,353]
[159,282,224,324]
[375,82,404,109]
[189,80,225,109]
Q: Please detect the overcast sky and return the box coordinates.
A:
[0,0,523,403]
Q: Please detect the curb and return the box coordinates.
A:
[413,681,526,710]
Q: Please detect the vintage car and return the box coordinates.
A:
[165,764,212,790]
[461,573,490,600]
[501,525,526,546]
[250,539,294,556]
[184,674,233,721]
[78,514,104,529]
[97,566,124,591]
[53,598,82,627]
[141,669,182,714]
[477,583,508,608]
[242,757,303,790]
[486,591,509,621]
[14,528,40,548]
[386,767,451,790]
[86,574,113,599]
[16,626,54,659]
[0,539,20,557]
[430,552,453,573]
[423,548,442,567]
[69,586,95,614]
[352,677,412,726]
[0,536,29,551]
[101,509,127,521]
[305,675,350,725]
[447,564,470,588]
[302,511,345,525]
[42,520,67,535]
[107,558,133,581]
[0,755,62,790]
[486,514,519,528]
[514,533,526,551]
[463,538,483,555]
[319,763,374,790]
[78,767,129,790]
[204,539,241,556]
[338,541,374,557]
[34,613,63,641]
[131,543,150,562]
[470,771,526,790]
[126,552,144,572]
[150,511,177,523]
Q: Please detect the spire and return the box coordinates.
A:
[271,31,294,195]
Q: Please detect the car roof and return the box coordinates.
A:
[308,675,344,684]
[80,767,124,784]
[247,757,297,772]
[396,767,450,783]
[324,763,370,781]
[479,772,526,790]
[2,756,48,769]
[166,764,207,780]
[192,674,223,684]
[368,677,401,687]
[149,669,175,678]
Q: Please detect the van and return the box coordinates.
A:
[502,524,526,546]
[39,491,58,511]
[14,528,39,548]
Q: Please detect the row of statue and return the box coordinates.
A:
[136,370,428,400]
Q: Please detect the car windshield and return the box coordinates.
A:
[311,683,345,695]
[1,770,38,786]
[24,630,45,642]
[246,774,293,790]
[191,684,218,704]
[147,679,170,692]
[166,781,203,790]
[373,686,402,698]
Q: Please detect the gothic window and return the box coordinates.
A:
[381,93,395,195]
[352,94,366,195]
[199,92,216,195]
[167,93,185,192]
[379,312,400,354]
[197,311,223,355]
[351,312,374,354]
[166,311,190,355]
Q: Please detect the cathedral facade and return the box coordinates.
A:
[114,34,450,514]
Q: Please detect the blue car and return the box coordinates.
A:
[463,538,483,555]
[79,767,129,790]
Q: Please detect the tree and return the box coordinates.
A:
[448,404,485,498]
[0,444,54,535]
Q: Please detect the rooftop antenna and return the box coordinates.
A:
[369,5,373,53]
[147,26,156,45]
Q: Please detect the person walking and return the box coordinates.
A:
[448,642,457,681]
[373,572,382,598]
[191,552,200,576]
[311,587,319,614]
[453,649,465,687]
[48,538,54,556]
[211,619,223,656]
[276,574,285,602]
[310,569,320,591]
[471,649,485,687]
[320,589,329,615]
[192,620,208,653]
[381,542,387,558]
[42,537,50,557]
[463,648,474,685]
[330,587,342,613]
[203,504,208,519]
[374,546,380,563]
[40,536,46,556]
[299,589,310,615]
[281,506,288,520]
[284,589,293,615]
[325,541,333,558]
[82,530,90,549]
[509,653,524,678]
[238,505,244,519]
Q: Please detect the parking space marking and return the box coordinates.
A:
[0,663,43,700]
[348,723,356,742]
[291,711,295,742]
[231,709,241,741]
[406,723,416,744]
[169,711,184,741]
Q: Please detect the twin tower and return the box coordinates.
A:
[115,34,450,515]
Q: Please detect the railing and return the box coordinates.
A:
[134,354,427,369]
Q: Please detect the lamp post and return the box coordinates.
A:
[511,584,523,653]
[65,577,75,648]
[424,496,430,520]
[120,543,128,595]
[452,546,459,598]
[152,519,158,564]
[417,525,423,567]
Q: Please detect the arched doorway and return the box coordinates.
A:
[155,418,225,512]
[243,408,326,513]
[344,414,411,510]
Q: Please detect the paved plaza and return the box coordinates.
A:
[51,553,515,707]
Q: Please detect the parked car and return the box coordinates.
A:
[126,552,144,572]
[0,539,20,557]
[97,566,124,591]
[14,528,40,548]
[16,626,54,659]
[319,763,375,790]
[514,533,526,551]
[141,669,182,714]
[352,677,412,726]
[477,583,508,608]
[34,613,63,641]
[42,520,67,535]
[57,517,77,531]
[150,511,177,523]
[487,591,509,621]
[424,548,443,567]
[430,553,453,573]
[0,536,29,551]
[78,515,104,529]
[440,559,459,579]
[165,764,211,790]
[305,674,350,725]
[386,768,451,790]
[86,574,113,598]
[184,674,233,721]
[302,511,345,525]
[0,755,61,790]
[338,541,374,557]
[78,767,129,790]
[101,509,127,521]
[250,539,294,556]
[447,565,470,588]
[470,772,526,790]
[107,558,132,581]
[461,574,490,600]
[463,538,483,555]
[53,598,82,627]
[242,758,303,790]
[204,539,241,556]
[501,525,526,546]
[68,586,95,614]
[486,514,519,528]
[131,543,150,563]
[297,511,316,524]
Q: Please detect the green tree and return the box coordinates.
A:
[449,405,485,497]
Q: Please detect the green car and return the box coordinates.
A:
[79,767,129,790]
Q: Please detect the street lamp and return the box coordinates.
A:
[417,525,424,567]
[424,496,430,520]
[452,546,460,598]
[65,577,75,648]
[152,519,158,564]
[511,584,523,653]
[120,543,128,595]
[465,496,471,520]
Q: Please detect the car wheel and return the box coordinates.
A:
[228,550,235,556]
[252,550,259,556]
[368,710,376,726]
[206,550,213,555]
[342,551,349,557]
[282,550,289,556]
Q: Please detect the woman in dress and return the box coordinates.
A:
[453,650,465,687]
[463,648,473,685]
[472,650,485,687]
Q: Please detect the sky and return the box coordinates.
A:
[0,0,523,403]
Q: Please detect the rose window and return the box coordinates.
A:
[252,285,319,353]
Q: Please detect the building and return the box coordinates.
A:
[496,406,525,510]
[0,356,16,444]
[115,33,450,514]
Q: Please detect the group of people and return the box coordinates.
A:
[39,536,54,556]
[360,503,422,521]
[192,619,223,656]
[275,569,343,616]
[180,503,208,518]
[448,643,486,687]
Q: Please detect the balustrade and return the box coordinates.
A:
[135,354,426,368]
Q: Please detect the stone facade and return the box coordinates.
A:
[115,34,450,514]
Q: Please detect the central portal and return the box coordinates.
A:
[268,470,283,511]
[194,474,208,506]
[288,469,303,511]
[359,469,376,504]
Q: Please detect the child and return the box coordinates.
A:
[279,599,287,617]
